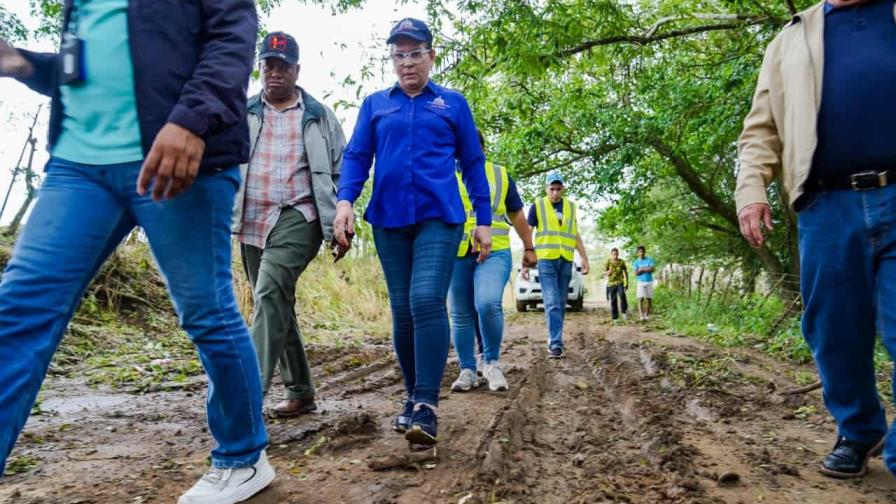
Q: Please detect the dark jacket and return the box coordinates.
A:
[16,0,258,170]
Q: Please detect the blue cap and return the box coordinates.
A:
[545,171,565,185]
[386,17,433,45]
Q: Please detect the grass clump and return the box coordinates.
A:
[651,284,811,364]
[233,248,391,346]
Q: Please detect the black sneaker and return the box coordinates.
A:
[392,400,414,433]
[820,436,884,478]
[404,404,438,445]
[548,347,565,359]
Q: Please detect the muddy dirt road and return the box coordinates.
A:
[4,310,896,503]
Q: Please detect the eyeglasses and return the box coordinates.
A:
[389,49,432,64]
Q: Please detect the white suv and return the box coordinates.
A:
[513,262,586,312]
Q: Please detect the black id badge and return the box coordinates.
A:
[59,31,86,85]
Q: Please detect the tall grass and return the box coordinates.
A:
[232,247,391,346]
[652,283,811,364]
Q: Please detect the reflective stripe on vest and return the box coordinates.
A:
[534,196,577,261]
[456,161,511,256]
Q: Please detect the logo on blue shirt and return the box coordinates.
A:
[429,96,450,110]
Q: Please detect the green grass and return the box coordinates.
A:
[4,454,40,476]
[650,284,811,364]
[233,249,392,346]
[652,282,894,396]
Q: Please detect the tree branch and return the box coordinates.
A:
[646,133,737,227]
[557,17,772,58]
[784,0,798,16]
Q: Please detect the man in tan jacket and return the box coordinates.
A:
[737,0,896,479]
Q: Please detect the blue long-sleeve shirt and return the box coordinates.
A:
[337,81,491,228]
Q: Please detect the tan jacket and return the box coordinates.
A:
[735,1,896,213]
[232,88,346,242]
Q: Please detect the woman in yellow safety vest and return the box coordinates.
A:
[449,131,537,393]
[524,172,590,358]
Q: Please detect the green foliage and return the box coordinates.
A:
[652,283,811,364]
[4,454,39,476]
[434,0,810,278]
[232,245,391,346]
[0,6,28,42]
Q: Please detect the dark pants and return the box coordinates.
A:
[240,207,322,400]
[798,185,896,475]
[608,284,628,320]
[372,220,463,407]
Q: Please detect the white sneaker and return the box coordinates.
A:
[483,361,508,392]
[451,368,479,392]
[178,451,275,504]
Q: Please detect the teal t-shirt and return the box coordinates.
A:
[53,0,144,164]
[633,257,655,283]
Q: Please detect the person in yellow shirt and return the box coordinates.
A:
[524,172,589,358]
[449,131,536,392]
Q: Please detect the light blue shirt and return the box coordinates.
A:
[633,257,655,283]
[53,0,143,164]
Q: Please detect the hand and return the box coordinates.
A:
[580,260,590,275]
[137,123,205,201]
[738,202,773,248]
[522,249,537,268]
[0,39,32,78]
[521,267,531,282]
[472,225,492,263]
[332,237,351,263]
[333,201,355,248]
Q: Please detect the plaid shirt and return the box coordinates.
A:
[237,93,317,249]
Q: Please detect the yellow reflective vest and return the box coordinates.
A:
[534,197,578,261]
[456,161,511,257]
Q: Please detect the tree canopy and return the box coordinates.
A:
[5,0,813,291]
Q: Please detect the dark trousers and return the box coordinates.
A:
[608,284,628,320]
[240,208,322,400]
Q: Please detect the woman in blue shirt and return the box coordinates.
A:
[333,17,492,446]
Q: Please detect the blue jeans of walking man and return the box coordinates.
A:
[798,184,896,475]
[0,158,268,474]
[538,258,572,351]
[449,249,513,371]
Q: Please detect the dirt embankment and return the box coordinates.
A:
[4,311,896,504]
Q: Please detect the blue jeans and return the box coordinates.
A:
[798,184,896,475]
[373,220,463,407]
[538,258,572,350]
[449,249,513,371]
[0,158,267,474]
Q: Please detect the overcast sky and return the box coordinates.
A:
[0,0,427,224]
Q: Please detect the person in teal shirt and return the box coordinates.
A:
[633,245,656,321]
[53,0,143,164]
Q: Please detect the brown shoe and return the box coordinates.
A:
[270,397,317,418]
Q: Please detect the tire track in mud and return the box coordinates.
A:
[468,327,714,504]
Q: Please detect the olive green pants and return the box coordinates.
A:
[241,208,322,400]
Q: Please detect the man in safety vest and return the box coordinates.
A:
[525,172,590,358]
[449,131,537,392]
